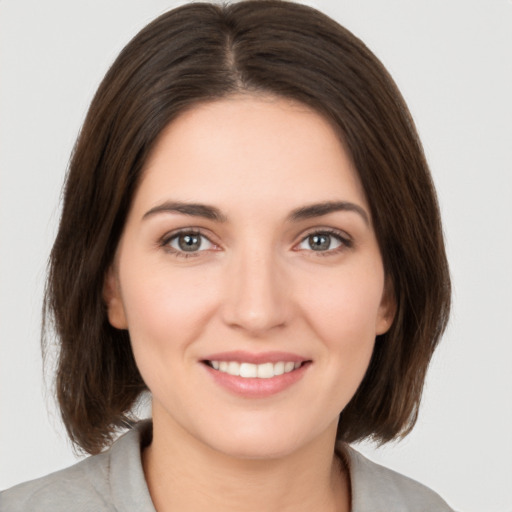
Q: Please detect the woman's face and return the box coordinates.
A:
[106,95,394,459]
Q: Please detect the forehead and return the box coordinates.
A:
[134,94,368,216]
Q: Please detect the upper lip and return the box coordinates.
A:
[202,351,309,364]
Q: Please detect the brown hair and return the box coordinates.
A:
[44,0,450,454]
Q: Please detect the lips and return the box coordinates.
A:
[201,351,311,397]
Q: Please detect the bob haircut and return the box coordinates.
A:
[45,0,451,455]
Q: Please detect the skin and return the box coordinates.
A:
[105,95,395,512]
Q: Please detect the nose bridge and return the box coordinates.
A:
[222,239,289,335]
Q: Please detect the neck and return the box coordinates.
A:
[142,414,350,512]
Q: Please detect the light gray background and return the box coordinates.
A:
[1,1,511,510]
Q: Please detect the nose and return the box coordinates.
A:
[221,246,290,336]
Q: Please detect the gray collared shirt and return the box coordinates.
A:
[0,421,454,511]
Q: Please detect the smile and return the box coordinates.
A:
[206,361,302,379]
[201,352,311,397]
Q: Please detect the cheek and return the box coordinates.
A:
[301,267,385,341]
[297,266,384,390]
[119,259,220,352]
[119,262,223,404]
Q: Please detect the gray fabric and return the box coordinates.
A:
[340,445,454,511]
[0,421,454,511]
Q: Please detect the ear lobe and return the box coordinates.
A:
[376,279,396,335]
[103,267,128,329]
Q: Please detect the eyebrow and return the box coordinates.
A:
[143,201,228,222]
[143,200,369,225]
[288,201,370,225]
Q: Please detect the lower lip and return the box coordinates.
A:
[203,362,310,398]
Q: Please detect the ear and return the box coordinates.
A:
[103,266,128,329]
[375,277,396,335]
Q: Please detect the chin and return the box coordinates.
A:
[198,418,332,461]
[209,434,302,461]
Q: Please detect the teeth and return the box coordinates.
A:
[228,361,240,375]
[209,360,303,378]
[257,362,273,378]
[284,362,295,373]
[274,361,285,376]
[240,362,257,378]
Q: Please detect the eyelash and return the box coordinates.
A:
[159,228,353,258]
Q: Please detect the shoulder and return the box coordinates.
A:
[0,421,154,512]
[0,451,112,512]
[341,444,456,512]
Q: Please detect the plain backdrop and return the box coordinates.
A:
[1,1,511,510]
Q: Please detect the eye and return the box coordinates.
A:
[296,230,351,253]
[164,230,216,255]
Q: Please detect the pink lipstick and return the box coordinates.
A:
[201,351,311,398]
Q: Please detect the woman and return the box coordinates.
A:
[1,1,453,510]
